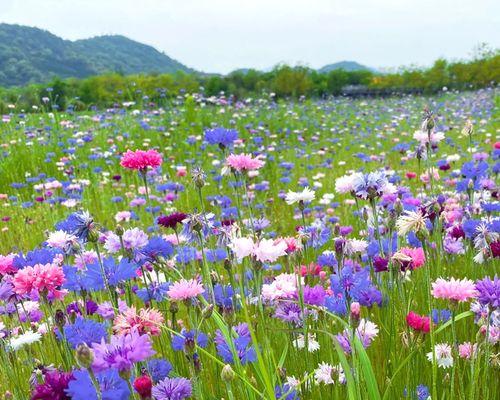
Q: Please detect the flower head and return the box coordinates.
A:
[120,149,162,171]
[91,330,155,373]
[224,153,264,173]
[152,377,192,400]
[432,278,478,302]
[167,279,205,301]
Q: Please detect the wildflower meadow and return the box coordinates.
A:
[0,88,498,400]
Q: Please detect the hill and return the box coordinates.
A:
[318,61,373,73]
[0,23,192,86]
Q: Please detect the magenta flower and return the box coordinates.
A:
[432,278,478,302]
[120,149,162,171]
[91,329,155,373]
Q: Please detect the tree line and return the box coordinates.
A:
[0,50,498,113]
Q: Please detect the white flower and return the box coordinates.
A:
[228,236,255,262]
[8,331,42,351]
[335,172,362,194]
[413,130,445,145]
[253,239,287,263]
[46,230,77,249]
[293,333,320,352]
[261,273,301,301]
[115,211,132,223]
[314,362,335,385]
[345,239,368,255]
[285,376,301,389]
[396,210,428,236]
[285,187,315,205]
[427,343,454,369]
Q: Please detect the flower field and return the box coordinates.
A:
[0,88,498,400]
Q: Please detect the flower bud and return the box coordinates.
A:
[75,343,94,369]
[221,364,235,382]
[133,373,153,399]
[115,224,125,236]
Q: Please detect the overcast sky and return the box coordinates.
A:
[1,0,499,73]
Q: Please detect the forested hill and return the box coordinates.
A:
[0,23,193,86]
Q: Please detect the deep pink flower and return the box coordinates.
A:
[120,149,162,171]
[400,247,426,269]
[0,254,16,275]
[13,263,66,299]
[432,278,478,302]
[406,311,430,333]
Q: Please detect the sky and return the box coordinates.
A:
[1,0,499,74]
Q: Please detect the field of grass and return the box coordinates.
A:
[0,88,498,399]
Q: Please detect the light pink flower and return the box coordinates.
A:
[432,277,478,302]
[262,273,301,301]
[120,149,162,171]
[228,237,255,261]
[167,279,205,301]
[225,153,264,172]
[458,342,477,359]
[113,306,164,336]
[253,239,287,263]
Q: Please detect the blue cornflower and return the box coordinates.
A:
[136,282,170,303]
[84,257,137,289]
[13,248,60,269]
[204,127,238,148]
[172,330,208,353]
[176,247,198,264]
[146,359,173,383]
[330,265,382,307]
[139,236,174,262]
[431,309,451,324]
[55,211,94,242]
[215,323,256,365]
[63,317,107,348]
[66,369,129,400]
[275,384,300,400]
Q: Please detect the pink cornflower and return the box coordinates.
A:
[224,153,264,172]
[392,247,426,271]
[458,342,477,359]
[120,149,163,171]
[0,254,16,275]
[167,279,205,301]
[113,306,164,336]
[431,277,478,302]
[13,263,66,300]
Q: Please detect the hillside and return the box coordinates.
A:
[318,60,373,73]
[0,24,192,86]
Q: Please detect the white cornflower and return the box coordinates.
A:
[427,343,454,369]
[335,172,362,194]
[8,331,42,351]
[293,333,320,352]
[285,187,316,205]
[46,230,77,249]
[345,239,368,255]
[396,210,429,236]
[314,362,335,385]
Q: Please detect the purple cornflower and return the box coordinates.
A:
[302,285,326,306]
[475,276,499,308]
[91,330,155,373]
[152,377,192,400]
[274,301,303,326]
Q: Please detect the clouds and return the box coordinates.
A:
[1,0,499,73]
